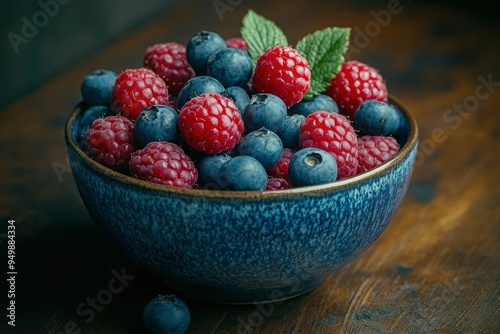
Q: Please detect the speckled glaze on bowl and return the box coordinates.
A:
[65,96,418,304]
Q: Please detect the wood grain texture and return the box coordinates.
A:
[1,0,499,333]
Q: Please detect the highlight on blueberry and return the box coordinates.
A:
[288,148,338,187]
[142,294,190,334]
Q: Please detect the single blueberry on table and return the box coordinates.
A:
[243,93,287,133]
[237,128,283,169]
[186,30,227,75]
[354,100,400,136]
[197,153,232,188]
[133,105,179,148]
[142,294,190,334]
[288,148,338,187]
[207,48,254,88]
[225,86,250,116]
[217,155,268,191]
[80,69,117,107]
[176,76,225,109]
[288,94,339,117]
[277,114,305,149]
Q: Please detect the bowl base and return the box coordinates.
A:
[162,276,325,305]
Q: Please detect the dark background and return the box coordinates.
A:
[0,0,177,110]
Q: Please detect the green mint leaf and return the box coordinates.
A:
[240,10,288,63]
[296,27,350,100]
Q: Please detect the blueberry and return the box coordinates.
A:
[207,48,254,87]
[134,105,179,148]
[142,294,190,334]
[225,86,250,116]
[217,155,268,191]
[78,105,114,138]
[176,76,225,109]
[288,94,339,117]
[391,105,409,146]
[288,148,338,187]
[277,114,305,149]
[353,100,400,136]
[237,128,283,169]
[186,30,226,75]
[244,93,287,133]
[198,153,232,188]
[80,69,117,107]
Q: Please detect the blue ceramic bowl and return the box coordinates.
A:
[65,96,418,304]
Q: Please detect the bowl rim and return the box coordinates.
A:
[65,95,418,199]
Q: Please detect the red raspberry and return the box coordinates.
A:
[357,135,400,174]
[265,177,291,191]
[129,141,198,188]
[252,46,311,107]
[299,111,359,179]
[110,68,169,121]
[267,148,295,182]
[178,93,244,154]
[144,43,195,95]
[225,37,247,50]
[84,115,137,173]
[325,60,387,120]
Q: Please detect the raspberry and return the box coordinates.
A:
[110,68,169,121]
[267,148,295,182]
[178,93,244,154]
[252,46,311,107]
[225,37,247,49]
[144,43,195,95]
[129,141,198,188]
[325,60,387,120]
[299,111,359,179]
[356,135,400,174]
[84,115,137,173]
[265,177,291,191]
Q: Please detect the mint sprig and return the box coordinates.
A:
[240,10,350,101]
[296,27,350,100]
[240,10,288,64]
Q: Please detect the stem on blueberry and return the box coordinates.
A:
[305,153,322,167]
[157,294,177,304]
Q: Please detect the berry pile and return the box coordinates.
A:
[78,10,405,192]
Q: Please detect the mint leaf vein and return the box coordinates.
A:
[240,10,288,64]
[296,27,350,100]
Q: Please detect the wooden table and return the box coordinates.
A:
[2,0,499,333]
